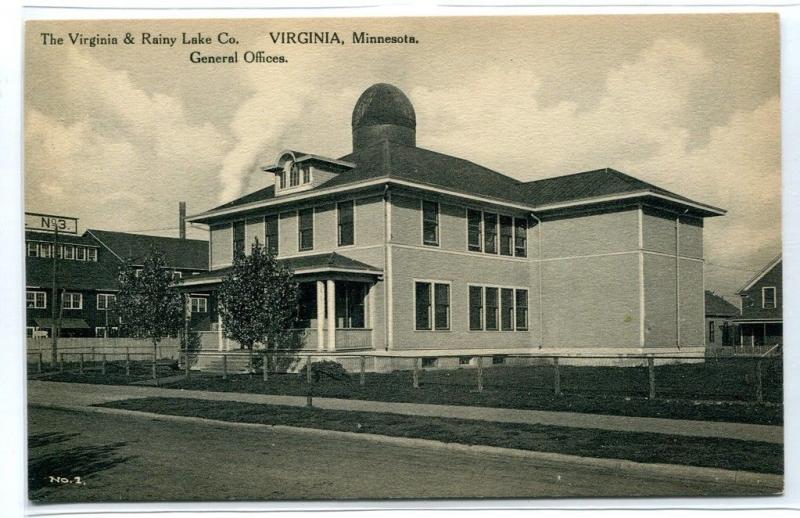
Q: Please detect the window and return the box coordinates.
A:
[337,201,355,247]
[459,356,472,365]
[63,292,82,310]
[422,357,438,368]
[97,293,116,310]
[26,291,46,309]
[39,244,52,258]
[515,289,528,330]
[415,281,450,331]
[27,242,38,257]
[469,286,483,330]
[26,327,35,338]
[64,245,74,260]
[762,287,777,309]
[302,165,311,184]
[422,201,439,246]
[290,163,300,187]
[514,218,527,257]
[492,355,506,365]
[87,248,97,262]
[172,271,183,279]
[233,221,246,257]
[56,245,63,259]
[278,171,286,189]
[415,282,432,330]
[335,282,366,328]
[485,287,499,331]
[76,246,86,261]
[298,208,314,251]
[467,210,482,252]
[265,215,279,255]
[500,216,513,256]
[434,283,450,330]
[708,320,715,343]
[191,297,208,313]
[501,288,514,330]
[95,327,119,338]
[484,213,498,254]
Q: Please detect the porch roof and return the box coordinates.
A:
[177,252,382,287]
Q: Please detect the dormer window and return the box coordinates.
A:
[289,162,300,187]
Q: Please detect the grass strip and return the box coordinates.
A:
[97,396,783,475]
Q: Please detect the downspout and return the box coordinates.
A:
[530,212,544,349]
[383,184,393,351]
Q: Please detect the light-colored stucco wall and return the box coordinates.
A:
[542,207,639,258]
[210,223,232,269]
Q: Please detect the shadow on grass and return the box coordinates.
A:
[28,432,80,449]
[28,439,134,494]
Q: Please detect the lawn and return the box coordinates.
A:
[98,396,784,475]
[34,357,783,425]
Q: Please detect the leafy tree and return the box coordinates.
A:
[218,240,298,371]
[116,247,184,355]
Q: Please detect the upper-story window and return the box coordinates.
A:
[422,201,439,246]
[338,201,355,247]
[514,218,527,258]
[233,221,246,257]
[484,213,498,254]
[265,214,279,255]
[26,291,47,309]
[289,163,300,187]
[467,210,482,252]
[302,165,311,184]
[278,171,286,189]
[97,293,117,310]
[63,292,83,310]
[298,208,314,251]
[499,216,514,256]
[762,287,777,309]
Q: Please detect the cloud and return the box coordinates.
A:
[26,48,231,237]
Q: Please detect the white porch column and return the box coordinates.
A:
[316,280,325,351]
[217,312,224,352]
[326,279,336,351]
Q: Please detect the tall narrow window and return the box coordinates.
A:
[87,248,98,262]
[279,171,286,189]
[422,201,439,246]
[500,215,513,256]
[514,218,528,257]
[298,208,314,251]
[289,163,300,187]
[338,201,355,247]
[469,286,483,330]
[484,213,498,254]
[415,282,432,330]
[485,287,499,331]
[27,242,39,257]
[467,210,482,252]
[233,221,246,257]
[434,283,450,330]
[76,247,86,261]
[501,288,514,330]
[708,321,715,343]
[515,289,528,331]
[762,287,777,309]
[265,215,279,255]
[302,165,311,184]
[64,245,74,260]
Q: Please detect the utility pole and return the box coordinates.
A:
[50,226,59,365]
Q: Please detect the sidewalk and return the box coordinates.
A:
[27,380,783,444]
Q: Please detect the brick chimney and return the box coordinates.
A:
[179,201,186,240]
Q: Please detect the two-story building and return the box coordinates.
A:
[182,83,725,367]
[733,256,782,347]
[26,220,209,338]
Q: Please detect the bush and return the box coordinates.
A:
[299,360,350,382]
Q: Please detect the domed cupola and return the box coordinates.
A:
[352,83,416,151]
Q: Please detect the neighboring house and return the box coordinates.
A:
[733,256,782,347]
[182,83,725,366]
[25,225,208,338]
[704,290,740,347]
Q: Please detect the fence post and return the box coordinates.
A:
[91,346,96,362]
[37,351,42,374]
[79,353,84,374]
[152,352,157,385]
[412,357,420,389]
[263,351,269,382]
[306,355,313,407]
[184,349,190,379]
[477,356,484,392]
[125,349,130,377]
[359,355,366,387]
[648,355,656,400]
[101,354,107,375]
[222,353,228,380]
[553,357,561,396]
[756,360,764,403]
[59,353,64,373]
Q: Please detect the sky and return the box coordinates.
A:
[24,14,780,304]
